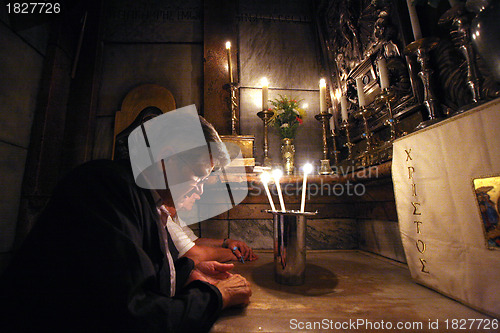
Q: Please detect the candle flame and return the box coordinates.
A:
[303,163,313,175]
[225,41,231,49]
[261,77,269,88]
[260,171,271,184]
[335,89,342,101]
[319,78,326,88]
[272,168,283,180]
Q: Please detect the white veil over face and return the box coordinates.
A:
[128,104,248,225]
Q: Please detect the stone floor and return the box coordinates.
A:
[211,251,497,333]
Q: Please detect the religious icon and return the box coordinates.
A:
[473,176,500,249]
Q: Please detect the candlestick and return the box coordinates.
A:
[405,38,442,129]
[375,88,405,143]
[300,163,313,213]
[262,77,269,111]
[356,78,366,107]
[330,128,340,166]
[407,0,423,41]
[340,95,349,121]
[340,120,354,161]
[438,4,484,112]
[257,109,274,167]
[353,106,377,158]
[260,172,276,211]
[319,78,326,113]
[377,58,390,90]
[272,169,286,212]
[329,107,335,132]
[315,112,333,175]
[226,41,233,83]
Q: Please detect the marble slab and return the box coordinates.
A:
[357,219,406,263]
[200,219,229,240]
[228,218,358,251]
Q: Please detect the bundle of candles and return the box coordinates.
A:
[260,163,314,213]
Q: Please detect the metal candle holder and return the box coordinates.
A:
[340,120,354,161]
[257,109,274,167]
[352,106,376,156]
[230,83,239,135]
[405,37,442,129]
[439,4,484,112]
[330,130,340,166]
[375,88,405,143]
[315,112,333,175]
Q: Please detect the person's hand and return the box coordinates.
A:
[214,274,252,309]
[187,261,234,285]
[227,239,259,261]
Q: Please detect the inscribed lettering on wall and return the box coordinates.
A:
[392,99,500,317]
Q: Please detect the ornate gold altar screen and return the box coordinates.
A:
[392,98,500,317]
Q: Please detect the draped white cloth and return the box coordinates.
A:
[392,98,500,317]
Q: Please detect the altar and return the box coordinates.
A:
[393,98,500,318]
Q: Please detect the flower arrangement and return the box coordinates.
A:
[270,95,306,139]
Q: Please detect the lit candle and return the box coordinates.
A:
[260,172,276,211]
[341,95,349,121]
[262,77,269,111]
[378,58,390,90]
[226,41,233,83]
[356,77,366,107]
[272,169,286,212]
[319,78,326,113]
[406,0,422,41]
[329,107,335,132]
[300,163,313,213]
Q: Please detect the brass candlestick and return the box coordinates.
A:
[375,88,405,143]
[352,106,376,155]
[340,120,354,161]
[330,130,340,166]
[405,37,442,129]
[315,112,333,175]
[230,83,239,135]
[257,109,274,167]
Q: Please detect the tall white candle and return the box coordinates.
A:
[340,95,348,121]
[272,169,286,212]
[319,79,327,113]
[406,0,423,41]
[226,41,233,83]
[329,107,335,132]
[300,163,313,213]
[262,77,269,111]
[356,77,366,107]
[260,172,276,211]
[378,58,390,90]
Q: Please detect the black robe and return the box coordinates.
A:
[0,159,222,332]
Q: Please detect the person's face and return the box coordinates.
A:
[178,192,201,212]
[165,150,213,202]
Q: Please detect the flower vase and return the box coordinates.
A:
[281,138,295,175]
